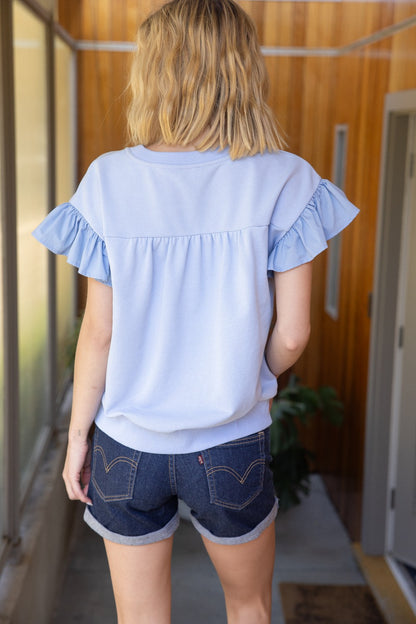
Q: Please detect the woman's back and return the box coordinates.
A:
[34,145,357,453]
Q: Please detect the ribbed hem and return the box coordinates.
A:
[126,145,230,167]
[95,401,273,455]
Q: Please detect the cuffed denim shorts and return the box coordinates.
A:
[84,426,278,546]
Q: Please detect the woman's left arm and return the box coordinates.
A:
[62,277,113,504]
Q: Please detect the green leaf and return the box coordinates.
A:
[269,375,344,511]
[318,386,344,426]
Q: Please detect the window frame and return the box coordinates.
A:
[0,0,76,568]
[325,124,349,320]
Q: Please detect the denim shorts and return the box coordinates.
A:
[84,426,278,546]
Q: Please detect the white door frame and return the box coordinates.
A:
[385,113,416,556]
[385,114,416,614]
[362,90,416,555]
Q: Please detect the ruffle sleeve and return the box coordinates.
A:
[268,179,359,273]
[32,202,112,286]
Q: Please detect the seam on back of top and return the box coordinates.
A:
[104,224,269,241]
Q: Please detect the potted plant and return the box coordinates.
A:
[269,374,344,511]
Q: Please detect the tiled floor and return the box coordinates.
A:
[51,476,368,623]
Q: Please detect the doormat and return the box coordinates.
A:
[279,583,387,624]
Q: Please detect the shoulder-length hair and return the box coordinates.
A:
[127,0,285,159]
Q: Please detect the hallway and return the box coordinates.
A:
[2,2,416,622]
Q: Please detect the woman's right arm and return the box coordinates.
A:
[62,277,113,504]
[265,262,312,378]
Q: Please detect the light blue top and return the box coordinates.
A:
[33,146,359,454]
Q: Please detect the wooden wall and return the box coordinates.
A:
[57,0,416,540]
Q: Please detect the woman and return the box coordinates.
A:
[33,1,359,622]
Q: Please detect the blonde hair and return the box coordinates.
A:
[127,0,285,159]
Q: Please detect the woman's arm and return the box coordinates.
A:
[62,277,113,504]
[266,262,312,378]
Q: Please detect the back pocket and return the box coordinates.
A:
[202,431,265,510]
[91,428,141,502]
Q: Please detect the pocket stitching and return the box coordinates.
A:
[206,458,265,485]
[92,444,140,502]
[203,434,265,510]
[94,444,139,472]
[211,489,264,511]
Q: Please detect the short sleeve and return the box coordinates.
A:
[268,179,359,273]
[32,202,112,286]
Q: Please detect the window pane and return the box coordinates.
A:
[325,234,342,319]
[0,6,4,536]
[0,222,4,541]
[55,37,76,395]
[325,125,348,320]
[13,1,49,483]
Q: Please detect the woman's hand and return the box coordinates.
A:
[62,436,93,505]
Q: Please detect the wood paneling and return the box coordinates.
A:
[77,50,131,172]
[58,1,412,45]
[57,0,416,540]
[262,1,416,540]
[303,5,415,539]
[239,2,410,47]
[58,0,166,40]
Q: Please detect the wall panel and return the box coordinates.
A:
[239,2,405,47]
[59,0,166,40]
[293,13,415,539]
[77,50,131,172]
[389,9,416,92]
